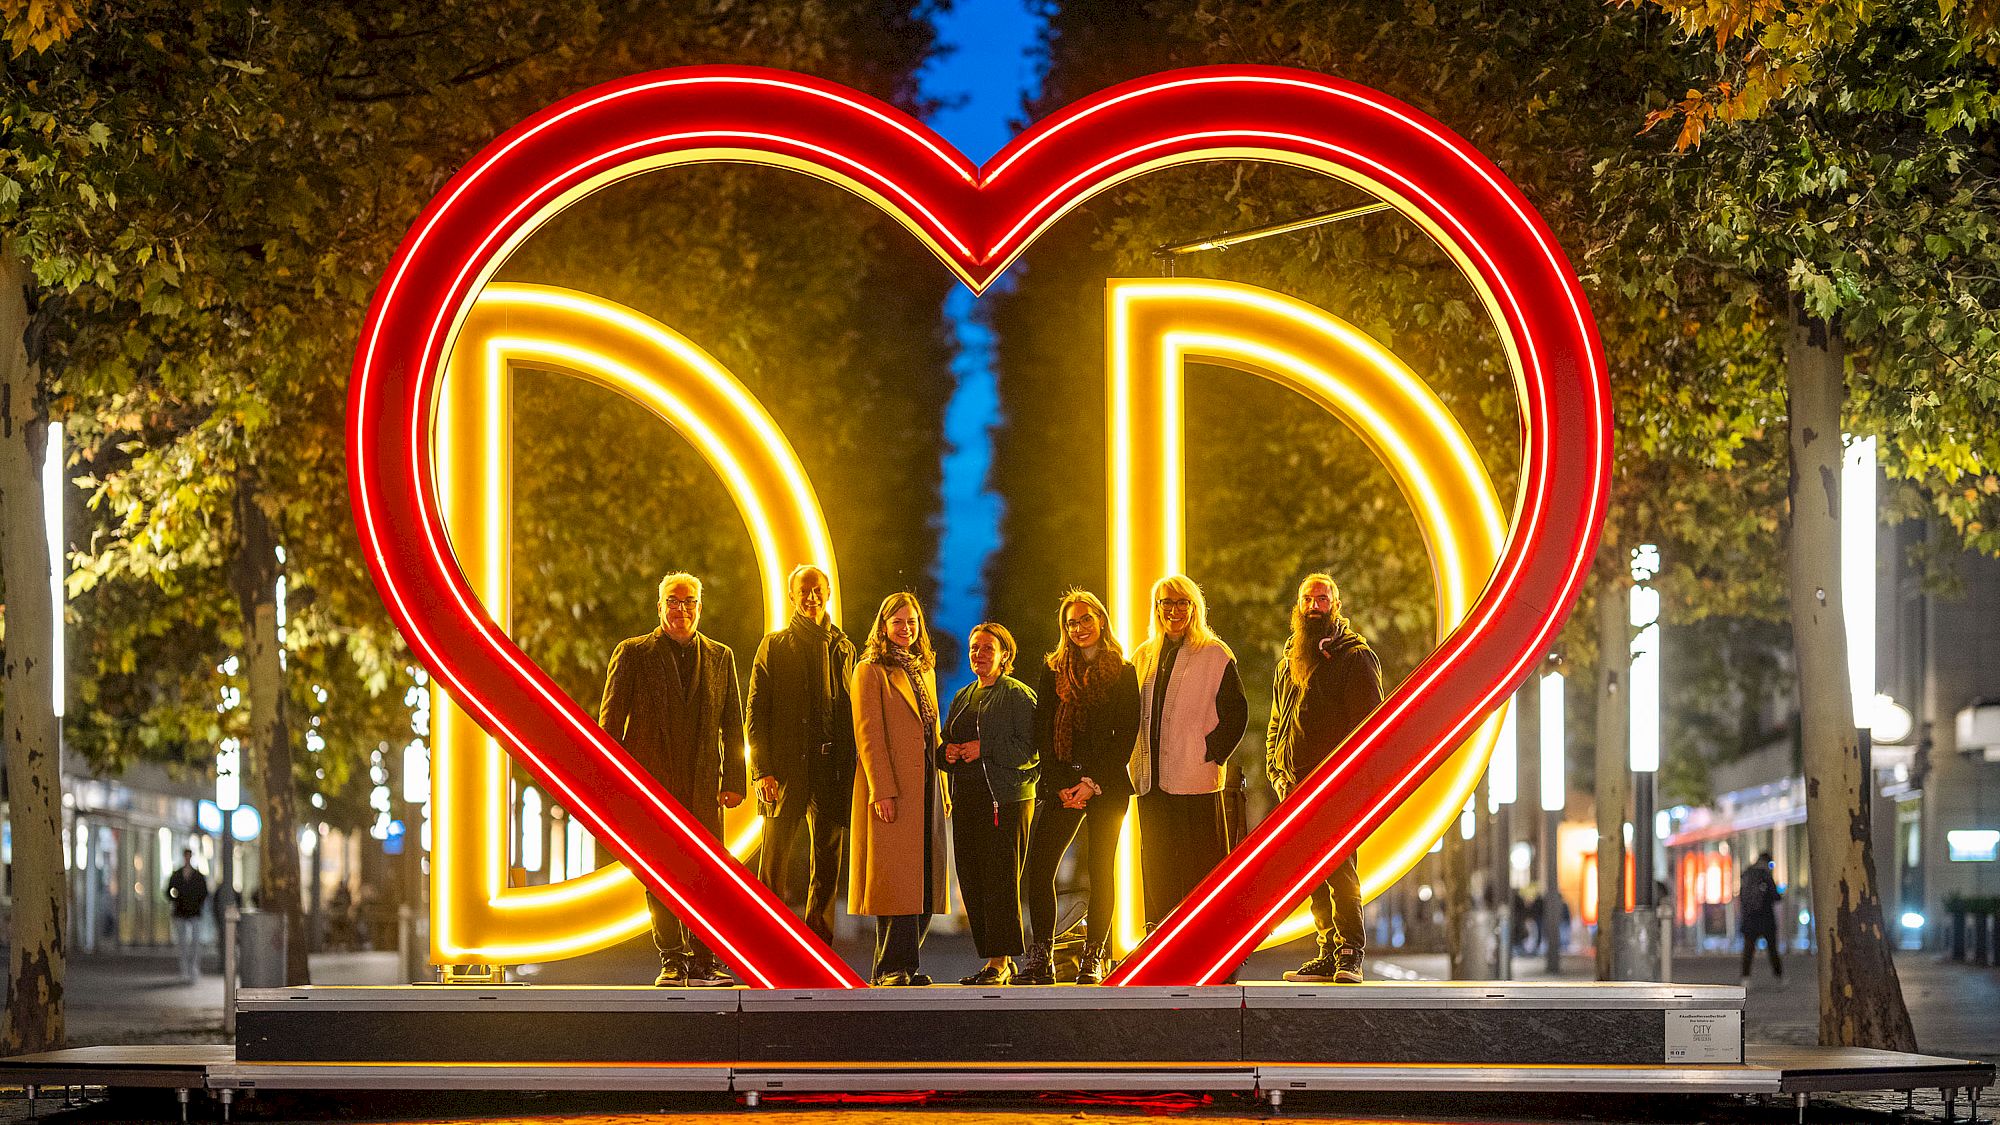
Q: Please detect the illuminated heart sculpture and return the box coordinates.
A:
[348,65,1610,988]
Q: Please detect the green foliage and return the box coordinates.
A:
[2,0,947,817]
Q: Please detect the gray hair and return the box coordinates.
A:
[657,572,703,603]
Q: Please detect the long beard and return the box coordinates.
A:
[1287,609,1333,688]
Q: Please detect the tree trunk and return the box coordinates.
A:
[1443,812,1474,978]
[229,476,310,985]
[0,240,66,1053]
[1784,295,1916,1051]
[1594,580,1631,980]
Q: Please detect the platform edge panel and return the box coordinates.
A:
[1240,981,1746,1010]
[731,1067,1261,1092]
[236,986,740,1014]
[1244,1005,1742,1067]
[1746,1046,1997,1095]
[1252,1063,1780,1095]
[735,984,1244,1012]
[206,1063,732,1092]
[234,1007,740,1064]
[735,997,1242,1064]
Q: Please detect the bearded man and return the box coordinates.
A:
[748,564,856,942]
[1266,573,1383,983]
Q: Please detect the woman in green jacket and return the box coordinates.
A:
[940,622,1039,985]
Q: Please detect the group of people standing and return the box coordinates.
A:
[596,565,1383,988]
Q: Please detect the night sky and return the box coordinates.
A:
[921,0,1044,692]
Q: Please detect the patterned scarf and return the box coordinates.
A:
[1051,645,1121,762]
[891,647,938,749]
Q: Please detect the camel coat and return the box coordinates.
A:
[848,659,949,917]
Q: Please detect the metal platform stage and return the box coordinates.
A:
[1,983,1990,1121]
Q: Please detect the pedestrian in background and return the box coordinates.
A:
[849,592,948,986]
[941,622,1039,984]
[1738,850,1784,986]
[164,848,209,984]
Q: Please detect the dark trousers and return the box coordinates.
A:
[1136,790,1226,927]
[648,797,726,968]
[951,797,1031,958]
[1025,794,1127,949]
[757,764,848,941]
[1275,777,1363,951]
[1741,923,1782,978]
[646,893,715,968]
[873,913,931,976]
[1308,855,1366,951]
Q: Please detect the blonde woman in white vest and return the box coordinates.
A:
[1128,574,1248,931]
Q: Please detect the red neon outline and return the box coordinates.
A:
[347,64,1610,988]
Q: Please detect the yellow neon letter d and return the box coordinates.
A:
[1106,278,1508,949]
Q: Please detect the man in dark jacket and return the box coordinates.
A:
[599,572,746,987]
[164,848,209,983]
[1738,851,1783,985]
[747,564,856,942]
[1266,573,1383,984]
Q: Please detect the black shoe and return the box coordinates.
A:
[1073,941,1110,985]
[684,961,738,987]
[1012,942,1054,985]
[1282,939,1339,983]
[1332,946,1364,984]
[906,972,933,986]
[960,963,1011,986]
[653,961,688,987]
[871,970,913,987]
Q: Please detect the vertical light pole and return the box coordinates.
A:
[1842,437,1878,845]
[1630,545,1662,908]
[1490,700,1518,979]
[43,422,63,721]
[1541,665,1566,974]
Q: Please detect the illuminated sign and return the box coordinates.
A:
[348,65,1610,987]
[432,284,837,965]
[1104,278,1505,953]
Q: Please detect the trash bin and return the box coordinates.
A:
[237,910,287,987]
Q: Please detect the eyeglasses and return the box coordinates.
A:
[663,597,701,610]
[1155,598,1193,610]
[1064,616,1098,631]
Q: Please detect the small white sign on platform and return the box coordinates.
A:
[1664,1009,1743,1063]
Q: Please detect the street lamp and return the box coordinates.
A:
[1630,545,1661,911]
[1842,436,1878,856]
[1540,665,1565,973]
[1489,701,1518,979]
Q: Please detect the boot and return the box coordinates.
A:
[1074,940,1110,985]
[1012,941,1054,985]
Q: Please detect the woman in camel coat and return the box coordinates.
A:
[848,591,949,985]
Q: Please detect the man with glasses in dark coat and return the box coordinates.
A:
[599,572,746,986]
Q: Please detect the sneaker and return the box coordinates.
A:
[1331,946,1364,983]
[1012,942,1054,985]
[1073,941,1111,986]
[683,961,738,987]
[1283,939,1339,983]
[653,961,688,987]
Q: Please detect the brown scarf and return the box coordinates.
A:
[890,647,938,750]
[1051,646,1121,762]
